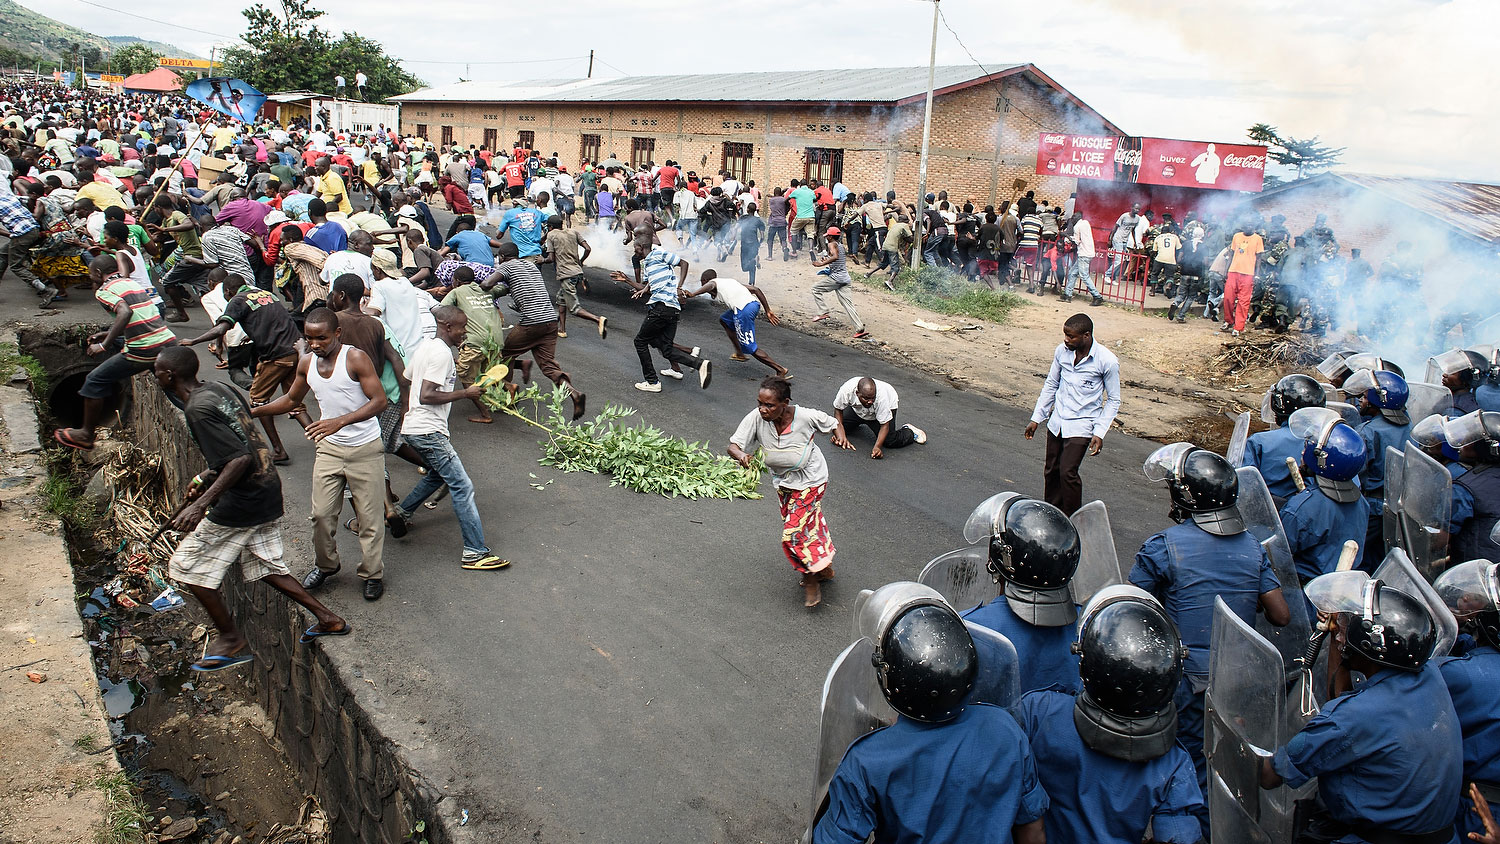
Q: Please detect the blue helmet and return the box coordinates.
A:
[1345,368,1410,424]
[1290,408,1367,502]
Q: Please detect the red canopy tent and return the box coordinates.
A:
[122,67,183,93]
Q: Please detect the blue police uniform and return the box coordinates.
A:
[1453,390,1481,417]
[962,598,1080,694]
[1281,486,1371,582]
[1360,414,1413,568]
[1455,465,1500,565]
[1437,645,1500,839]
[1273,664,1463,843]
[1243,424,1304,502]
[1130,522,1280,787]
[1450,463,1474,536]
[1476,383,1500,413]
[1016,688,1204,844]
[814,703,1049,844]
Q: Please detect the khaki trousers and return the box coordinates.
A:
[310,437,386,580]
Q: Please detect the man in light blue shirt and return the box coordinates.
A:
[1024,313,1121,515]
[610,242,711,393]
[497,198,547,257]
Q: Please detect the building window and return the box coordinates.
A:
[581,116,603,125]
[804,147,843,185]
[631,137,655,168]
[721,121,755,130]
[722,142,753,183]
[518,114,537,122]
[517,130,535,151]
[440,112,454,118]
[415,123,428,140]
[580,133,601,165]
[441,125,454,146]
[483,128,498,151]
[483,113,498,121]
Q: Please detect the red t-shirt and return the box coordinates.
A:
[503,161,525,187]
[302,148,321,166]
[332,154,353,169]
[443,181,474,215]
[814,186,834,208]
[656,165,679,191]
[479,150,493,165]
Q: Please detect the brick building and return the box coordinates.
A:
[388,65,1121,207]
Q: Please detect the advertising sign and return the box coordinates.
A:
[159,57,215,70]
[1036,133,1267,193]
[1035,133,1121,182]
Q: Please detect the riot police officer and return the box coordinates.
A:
[1348,367,1415,568]
[813,585,1048,844]
[1131,443,1291,785]
[1443,411,1500,565]
[962,494,1083,693]
[1281,407,1370,581]
[1470,345,1500,413]
[1411,414,1475,541]
[1016,585,1205,844]
[1240,374,1328,504]
[1435,560,1500,840]
[1261,571,1463,843]
[1430,348,1489,417]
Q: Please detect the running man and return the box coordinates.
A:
[539,215,606,338]
[678,269,788,378]
[610,240,712,393]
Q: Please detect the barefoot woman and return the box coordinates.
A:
[728,376,840,607]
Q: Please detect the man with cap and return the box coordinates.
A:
[1280,407,1371,582]
[1131,443,1291,788]
[1347,367,1415,568]
[1239,373,1328,505]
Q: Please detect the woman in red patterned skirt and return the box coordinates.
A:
[729,376,840,607]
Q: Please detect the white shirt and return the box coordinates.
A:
[720,178,741,197]
[368,275,425,355]
[320,250,374,290]
[1071,218,1095,258]
[674,190,700,218]
[529,176,556,199]
[714,276,755,311]
[834,378,899,424]
[335,75,346,87]
[1031,341,1121,439]
[402,337,456,436]
[355,73,368,87]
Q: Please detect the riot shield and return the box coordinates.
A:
[1399,443,1452,579]
[805,638,896,839]
[917,547,1000,614]
[1205,598,1304,844]
[1235,466,1315,668]
[1328,400,1361,428]
[964,622,1020,711]
[1406,381,1454,424]
[962,491,1025,544]
[1383,446,1406,560]
[1227,410,1252,466]
[1373,547,1459,658]
[1069,500,1124,605]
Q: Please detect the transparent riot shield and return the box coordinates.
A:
[1069,500,1124,606]
[1328,400,1361,429]
[1406,381,1455,424]
[1399,443,1453,579]
[917,547,1000,614]
[1384,446,1406,560]
[1205,598,1306,844]
[805,638,896,839]
[1374,547,1459,658]
[1236,466,1315,669]
[1227,410,1252,467]
[964,622,1020,712]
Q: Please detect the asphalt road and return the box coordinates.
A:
[8,211,1173,842]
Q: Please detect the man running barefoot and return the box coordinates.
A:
[539,215,606,339]
[679,269,789,378]
[153,347,348,671]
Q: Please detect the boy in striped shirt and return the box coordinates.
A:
[55,254,179,450]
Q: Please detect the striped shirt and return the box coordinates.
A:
[201,224,256,282]
[826,250,851,285]
[96,276,177,362]
[1018,214,1042,248]
[495,259,555,326]
[642,248,683,309]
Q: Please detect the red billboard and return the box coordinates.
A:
[1036,133,1267,193]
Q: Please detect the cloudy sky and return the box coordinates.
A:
[30,0,1496,181]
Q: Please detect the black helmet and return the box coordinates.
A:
[1144,443,1245,536]
[872,603,978,723]
[1435,560,1500,650]
[1071,586,1187,761]
[1308,573,1436,672]
[1269,374,1326,425]
[966,494,1081,627]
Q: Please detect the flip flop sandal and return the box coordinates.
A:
[53,429,94,450]
[461,554,511,571]
[190,652,254,672]
[299,623,353,644]
[344,516,359,534]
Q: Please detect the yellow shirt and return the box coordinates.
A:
[76,179,124,210]
[315,171,352,215]
[212,126,237,152]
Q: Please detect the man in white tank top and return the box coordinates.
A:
[252,307,392,601]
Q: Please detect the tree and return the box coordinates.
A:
[111,43,162,77]
[221,0,420,101]
[1247,123,1346,181]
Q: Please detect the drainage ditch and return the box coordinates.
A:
[21,326,448,844]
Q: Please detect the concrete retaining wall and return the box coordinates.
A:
[126,373,452,844]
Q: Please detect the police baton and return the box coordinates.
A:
[1286,456,1307,493]
[1296,540,1360,716]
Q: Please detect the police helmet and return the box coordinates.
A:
[1429,348,1487,389]
[1306,572,1436,672]
[1071,585,1187,761]
[1345,368,1411,425]
[871,602,978,723]
[1434,559,1500,650]
[1469,344,1500,385]
[1443,410,1500,464]
[1288,407,1366,502]
[1269,374,1327,425]
[965,494,1081,626]
[1143,443,1245,536]
[1343,352,1406,380]
[1411,413,1464,463]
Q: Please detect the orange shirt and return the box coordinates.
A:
[1228,231,1264,275]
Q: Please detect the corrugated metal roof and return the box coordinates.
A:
[1259,172,1500,245]
[389,65,1022,105]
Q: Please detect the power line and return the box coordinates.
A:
[594,56,629,77]
[61,0,238,40]
[936,6,1058,132]
[399,55,590,67]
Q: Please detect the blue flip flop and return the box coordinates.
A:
[190,652,254,672]
[299,623,353,644]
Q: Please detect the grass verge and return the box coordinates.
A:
[94,768,148,844]
[42,449,96,530]
[853,263,1025,324]
[0,341,48,394]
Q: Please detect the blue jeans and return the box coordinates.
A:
[1065,257,1099,297]
[397,432,488,555]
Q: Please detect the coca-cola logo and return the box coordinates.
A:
[1223,153,1266,170]
[1114,149,1141,166]
[1042,134,1067,146]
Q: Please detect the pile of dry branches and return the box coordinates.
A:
[102,442,180,566]
[1213,335,1327,376]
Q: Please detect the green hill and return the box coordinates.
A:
[0,0,200,66]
